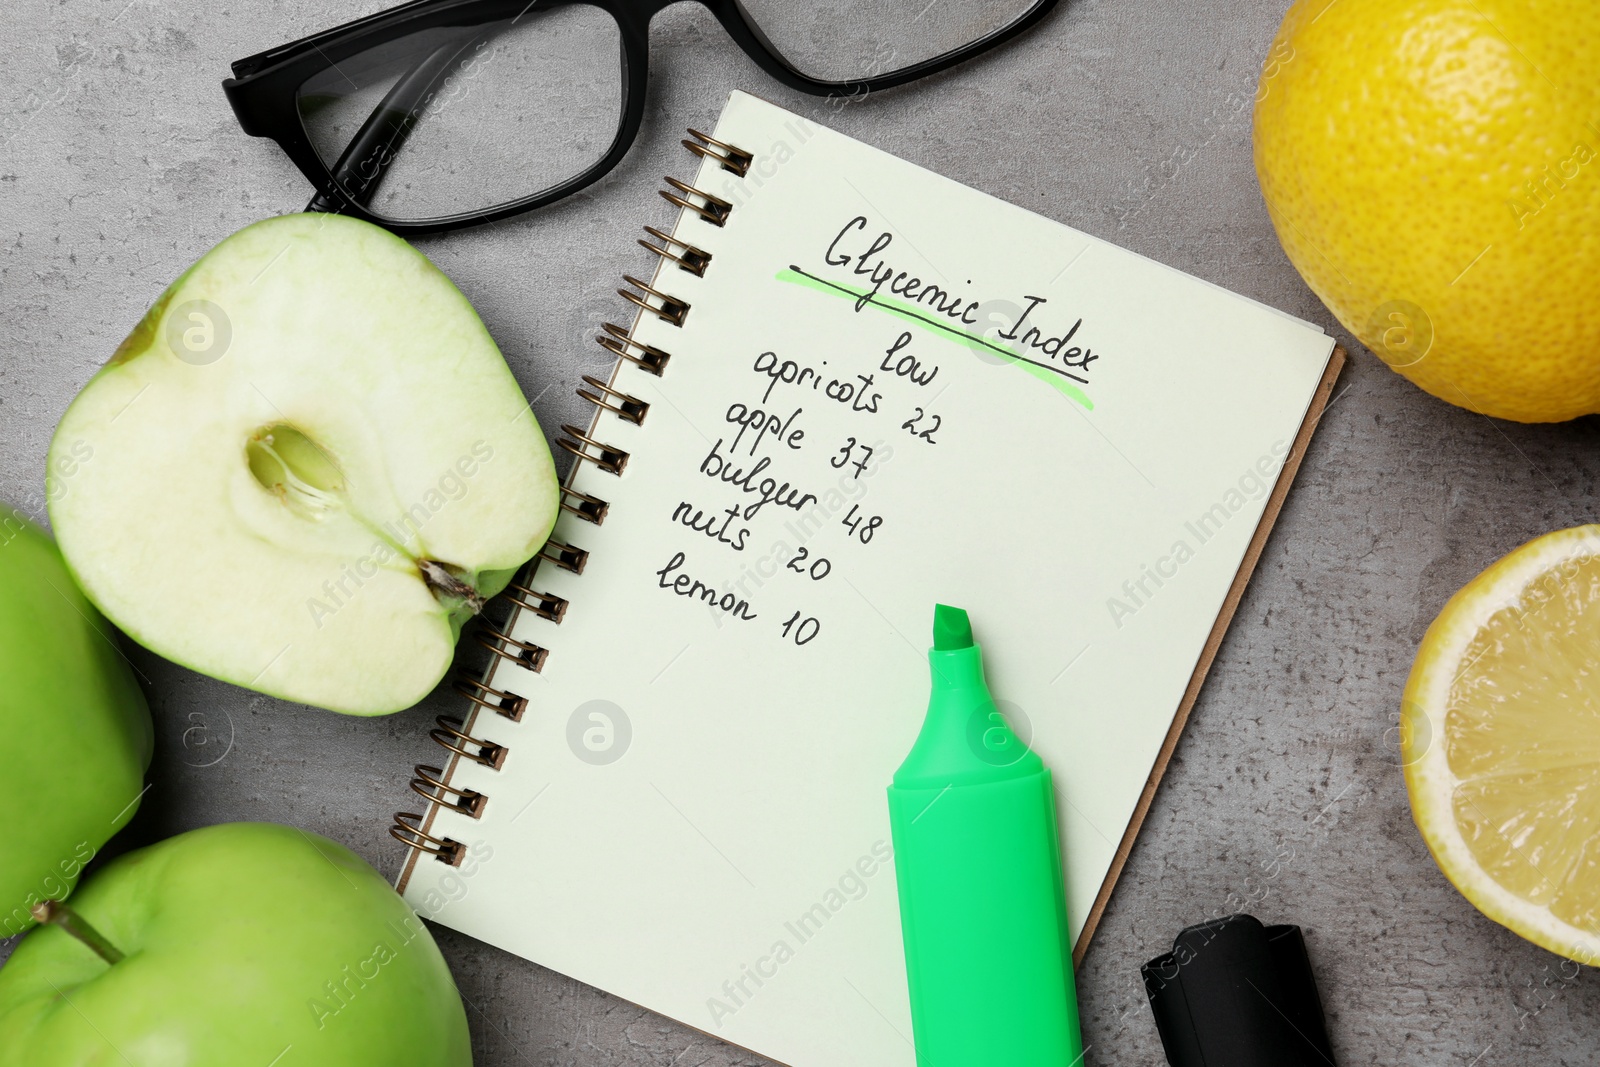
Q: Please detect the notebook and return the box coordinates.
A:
[394,90,1342,1067]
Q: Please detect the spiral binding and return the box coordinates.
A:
[409,765,487,818]
[392,129,751,870]
[391,813,464,864]
[578,375,650,424]
[501,580,568,623]
[619,275,690,327]
[683,128,753,176]
[661,177,732,226]
[560,485,610,524]
[558,425,630,475]
[597,322,670,375]
[452,676,527,721]
[475,625,549,671]
[430,715,508,768]
[538,538,590,573]
[639,226,711,277]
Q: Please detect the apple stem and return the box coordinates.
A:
[31,900,125,965]
[419,560,485,614]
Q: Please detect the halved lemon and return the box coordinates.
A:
[1405,525,1600,963]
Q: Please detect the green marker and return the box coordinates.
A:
[887,604,1084,1065]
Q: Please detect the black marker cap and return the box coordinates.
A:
[1142,913,1336,1067]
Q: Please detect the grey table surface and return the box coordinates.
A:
[4,1,1599,1064]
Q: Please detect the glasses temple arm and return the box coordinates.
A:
[307,27,492,213]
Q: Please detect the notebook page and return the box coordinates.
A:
[403,90,1336,1067]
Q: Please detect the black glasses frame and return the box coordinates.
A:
[223,0,1060,235]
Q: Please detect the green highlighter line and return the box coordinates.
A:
[887,604,1085,1066]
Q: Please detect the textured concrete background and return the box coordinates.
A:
[4,1,1599,1064]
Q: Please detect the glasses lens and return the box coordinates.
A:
[296,4,623,224]
[733,0,1044,83]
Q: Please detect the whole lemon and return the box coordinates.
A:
[1254,0,1600,422]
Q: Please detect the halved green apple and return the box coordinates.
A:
[48,214,557,715]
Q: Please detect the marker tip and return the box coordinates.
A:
[932,604,973,651]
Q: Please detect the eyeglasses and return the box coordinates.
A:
[222,0,1059,235]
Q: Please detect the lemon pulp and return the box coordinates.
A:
[1445,555,1600,930]
[1406,527,1600,960]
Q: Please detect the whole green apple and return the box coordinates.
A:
[48,212,559,715]
[0,504,151,938]
[0,822,472,1065]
